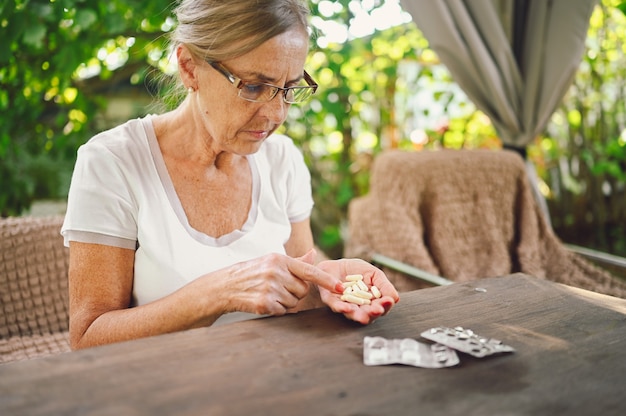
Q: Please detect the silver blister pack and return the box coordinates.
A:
[363,336,460,368]
[420,327,515,358]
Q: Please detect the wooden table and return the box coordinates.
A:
[1,273,625,416]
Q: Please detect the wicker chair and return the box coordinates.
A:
[0,215,71,364]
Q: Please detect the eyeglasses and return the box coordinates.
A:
[208,61,318,104]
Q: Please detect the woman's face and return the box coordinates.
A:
[194,28,310,155]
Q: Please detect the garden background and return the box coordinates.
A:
[2,0,626,261]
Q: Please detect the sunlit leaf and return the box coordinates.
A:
[62,88,78,104]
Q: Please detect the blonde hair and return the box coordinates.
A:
[173,0,310,62]
[153,0,311,109]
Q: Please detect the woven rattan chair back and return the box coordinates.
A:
[0,215,71,363]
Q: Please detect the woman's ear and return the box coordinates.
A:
[177,44,198,90]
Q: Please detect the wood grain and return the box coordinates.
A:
[1,273,624,416]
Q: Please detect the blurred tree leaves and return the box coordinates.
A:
[536,0,626,254]
[1,0,625,258]
[0,0,173,216]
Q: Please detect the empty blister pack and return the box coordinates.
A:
[363,336,460,368]
[421,327,515,358]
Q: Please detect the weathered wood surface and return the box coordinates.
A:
[1,273,625,416]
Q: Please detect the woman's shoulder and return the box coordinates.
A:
[82,116,152,153]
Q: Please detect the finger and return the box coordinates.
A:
[297,248,316,265]
[322,289,384,323]
[325,295,359,315]
[341,306,375,325]
[275,292,301,311]
[286,279,310,300]
[367,269,400,303]
[287,258,344,293]
[371,296,395,315]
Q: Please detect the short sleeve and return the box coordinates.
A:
[283,138,314,223]
[61,140,138,247]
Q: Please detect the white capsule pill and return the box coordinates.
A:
[370,285,382,298]
[352,289,374,300]
[345,274,364,282]
[341,294,371,305]
[356,280,369,292]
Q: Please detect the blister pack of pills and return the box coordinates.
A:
[420,327,515,358]
[363,336,460,368]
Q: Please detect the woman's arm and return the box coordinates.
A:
[69,238,343,350]
[284,218,314,258]
[68,242,226,349]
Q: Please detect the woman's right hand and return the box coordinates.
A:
[69,244,343,349]
[218,250,344,316]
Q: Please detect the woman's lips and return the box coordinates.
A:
[246,130,270,140]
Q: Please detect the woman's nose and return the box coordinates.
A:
[260,91,289,123]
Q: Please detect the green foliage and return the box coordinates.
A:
[533,0,626,254]
[282,1,500,256]
[0,0,498,254]
[0,0,173,216]
[2,0,625,257]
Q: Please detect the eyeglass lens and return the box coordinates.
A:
[239,84,314,104]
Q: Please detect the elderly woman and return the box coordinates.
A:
[61,0,399,349]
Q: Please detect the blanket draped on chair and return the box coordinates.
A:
[345,149,626,298]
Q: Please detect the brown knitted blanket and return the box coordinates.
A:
[345,149,626,298]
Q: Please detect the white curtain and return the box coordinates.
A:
[399,0,598,221]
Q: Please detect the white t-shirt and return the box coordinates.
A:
[61,115,313,309]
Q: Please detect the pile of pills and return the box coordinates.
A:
[340,274,382,305]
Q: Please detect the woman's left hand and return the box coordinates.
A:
[317,258,400,324]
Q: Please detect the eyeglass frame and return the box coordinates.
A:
[207,61,318,104]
